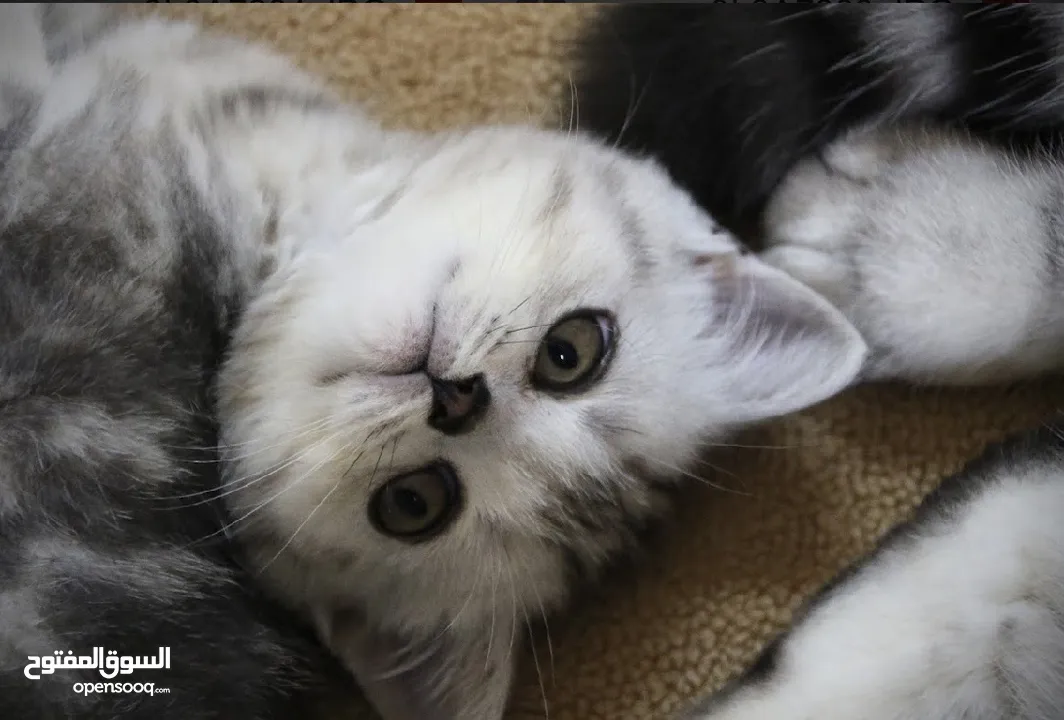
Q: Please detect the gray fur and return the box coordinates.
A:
[0,6,332,718]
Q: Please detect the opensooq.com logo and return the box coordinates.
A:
[25,646,170,681]
[24,647,174,697]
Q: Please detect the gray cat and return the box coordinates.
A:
[0,6,867,719]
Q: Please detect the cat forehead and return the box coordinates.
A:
[385,128,717,269]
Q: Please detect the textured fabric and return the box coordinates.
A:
[141,5,1064,719]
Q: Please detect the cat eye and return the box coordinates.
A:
[531,309,616,393]
[369,462,461,541]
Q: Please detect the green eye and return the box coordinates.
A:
[369,463,461,541]
[531,310,616,393]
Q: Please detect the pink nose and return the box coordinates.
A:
[427,374,490,436]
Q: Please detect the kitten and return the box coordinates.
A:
[573,3,1064,246]
[0,5,868,720]
[576,5,1064,718]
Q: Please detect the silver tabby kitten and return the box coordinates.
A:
[0,5,867,720]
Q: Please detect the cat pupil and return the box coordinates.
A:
[548,339,579,370]
[394,487,427,518]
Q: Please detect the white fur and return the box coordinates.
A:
[690,461,1064,720]
[763,124,1064,385]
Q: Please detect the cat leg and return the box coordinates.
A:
[761,123,1064,385]
[682,424,1064,720]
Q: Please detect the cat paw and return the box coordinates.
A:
[759,129,895,310]
[758,125,1058,385]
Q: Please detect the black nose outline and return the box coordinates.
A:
[427,373,490,436]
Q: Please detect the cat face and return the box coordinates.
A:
[217,127,866,720]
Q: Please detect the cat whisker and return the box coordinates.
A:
[417,559,489,684]
[499,559,531,717]
[517,550,555,687]
[485,553,500,672]
[525,603,550,720]
[253,443,376,576]
[440,567,482,638]
[194,436,357,547]
[386,432,403,477]
[767,6,831,26]
[223,442,351,536]
[611,66,650,152]
[502,558,520,679]
[372,636,440,683]
[598,422,644,436]
[641,455,753,496]
[162,432,343,503]
[823,73,892,132]
[162,422,348,505]
[156,413,333,457]
[566,71,579,140]
[694,439,806,451]
[686,456,748,480]
[221,419,352,488]
[213,415,336,463]
[511,555,550,720]
[504,322,554,335]
[505,294,533,318]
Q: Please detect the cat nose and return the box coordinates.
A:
[427,373,490,436]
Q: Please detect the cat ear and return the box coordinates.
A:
[315,605,516,720]
[701,252,868,424]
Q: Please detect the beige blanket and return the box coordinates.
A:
[143,5,1063,719]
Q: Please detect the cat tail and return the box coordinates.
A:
[571,4,1064,245]
[682,418,1064,720]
